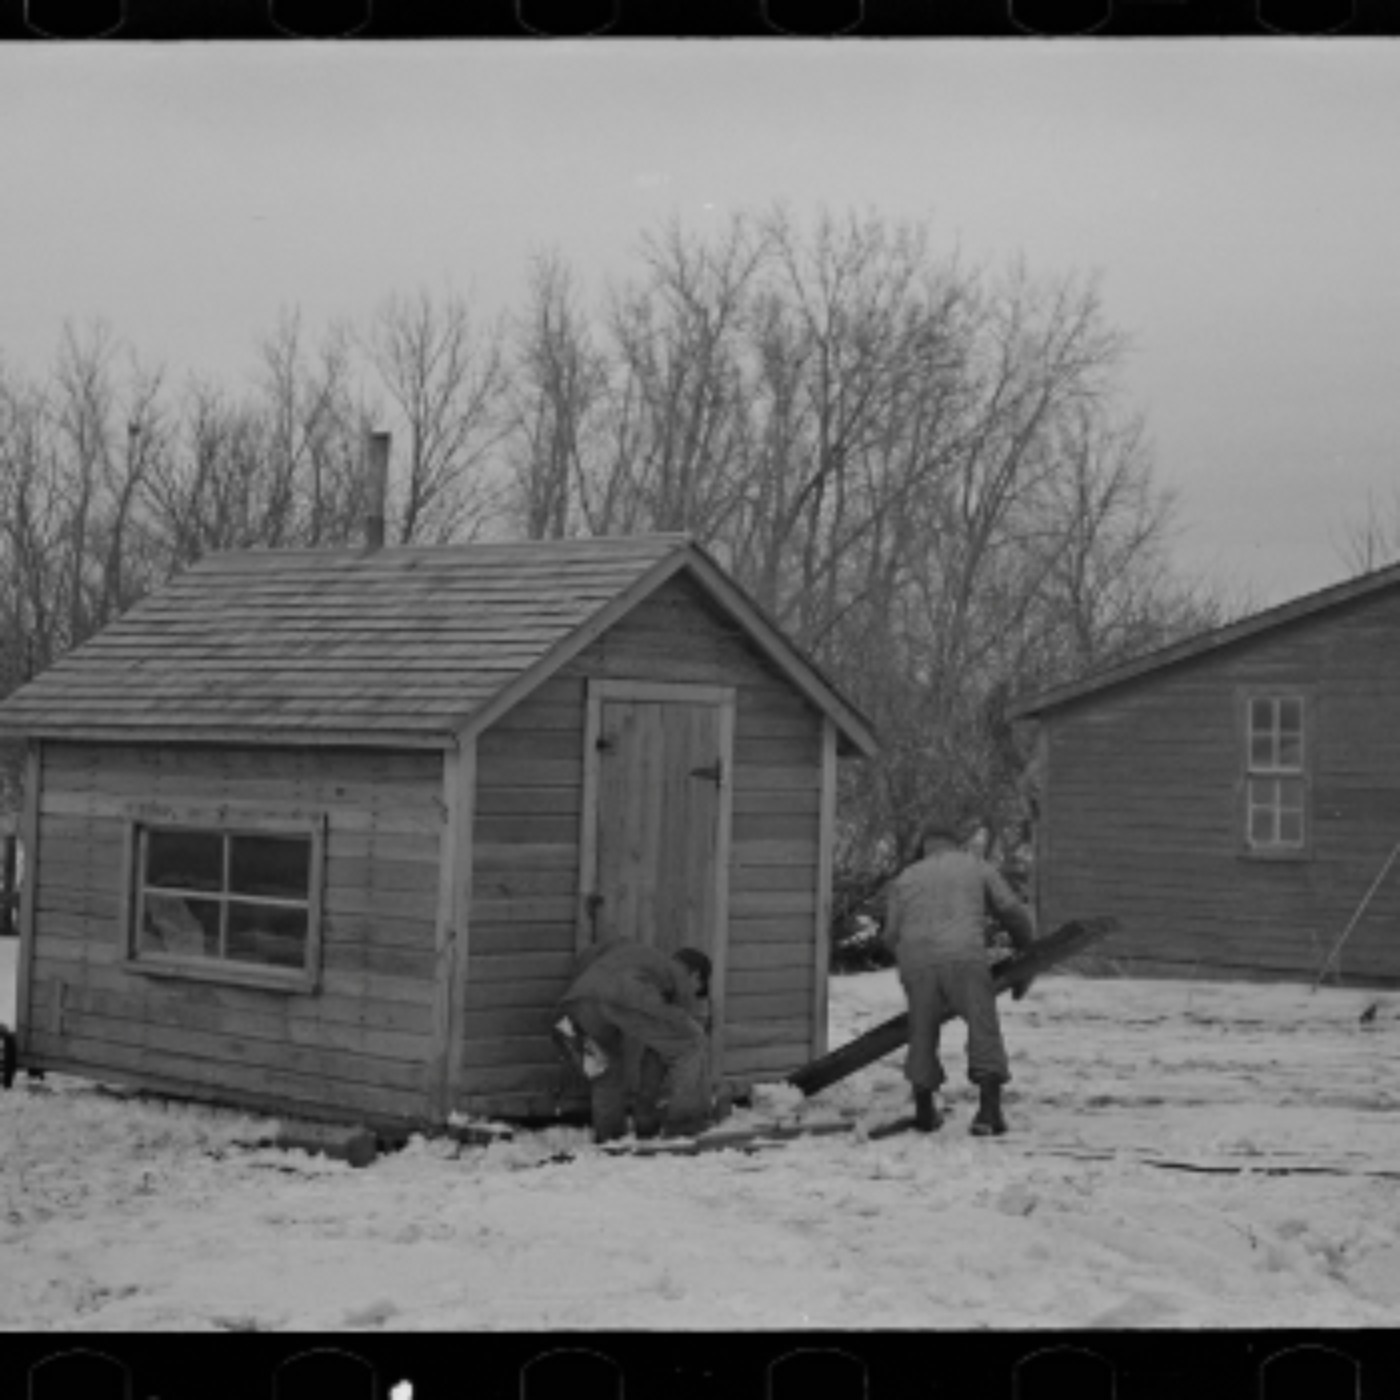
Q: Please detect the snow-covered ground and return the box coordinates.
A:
[2,935,1399,1331]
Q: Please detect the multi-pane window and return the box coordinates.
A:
[129,821,322,984]
[1245,696,1306,851]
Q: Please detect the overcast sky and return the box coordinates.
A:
[4,41,1398,607]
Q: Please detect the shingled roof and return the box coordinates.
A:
[1009,558,1400,721]
[0,534,877,756]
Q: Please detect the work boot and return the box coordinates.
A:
[913,1088,943,1133]
[970,1080,1007,1137]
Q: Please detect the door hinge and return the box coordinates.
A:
[689,760,723,786]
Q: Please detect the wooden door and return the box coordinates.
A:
[579,681,735,1042]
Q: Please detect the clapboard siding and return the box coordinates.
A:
[25,742,443,1125]
[23,1030,422,1127]
[1036,584,1400,987]
[455,574,827,1109]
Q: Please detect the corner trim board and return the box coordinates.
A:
[813,717,837,1060]
[15,743,41,1053]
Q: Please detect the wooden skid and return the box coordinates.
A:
[530,1118,854,1165]
[603,1118,854,1158]
[786,917,1119,1098]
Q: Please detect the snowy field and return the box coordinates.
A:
[2,935,1399,1331]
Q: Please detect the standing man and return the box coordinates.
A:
[882,820,1036,1136]
[557,939,715,1143]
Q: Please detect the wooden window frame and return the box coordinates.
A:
[1238,691,1313,862]
[120,802,327,994]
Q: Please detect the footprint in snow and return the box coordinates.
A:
[344,1297,400,1328]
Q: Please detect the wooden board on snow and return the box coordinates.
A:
[787,917,1119,1099]
[603,1117,855,1158]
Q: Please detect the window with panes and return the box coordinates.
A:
[125,814,324,988]
[1244,695,1307,851]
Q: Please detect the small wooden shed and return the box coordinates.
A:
[0,535,876,1128]
[1011,563,1400,987]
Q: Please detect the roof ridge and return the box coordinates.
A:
[195,532,694,560]
[1012,556,1400,718]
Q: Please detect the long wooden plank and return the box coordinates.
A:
[813,716,837,1061]
[726,966,815,997]
[711,690,736,1082]
[729,890,818,918]
[476,759,583,789]
[38,789,444,839]
[725,1019,809,1049]
[469,923,575,957]
[472,868,579,901]
[730,866,820,893]
[15,743,41,1053]
[322,942,436,980]
[727,941,812,972]
[469,815,581,846]
[471,896,576,925]
[60,981,430,1062]
[40,956,434,1033]
[731,840,819,867]
[22,1030,425,1127]
[477,731,582,764]
[445,739,477,1117]
[787,919,1119,1097]
[728,918,815,946]
[474,788,583,818]
[463,976,565,1011]
[474,842,579,871]
[725,988,813,1021]
[460,1005,559,1042]
[732,793,822,820]
[325,855,443,894]
[36,902,435,955]
[734,736,821,766]
[32,932,118,968]
[732,810,821,842]
[46,1006,426,1090]
[324,883,440,922]
[456,1061,569,1099]
[724,1044,807,1076]
[43,742,442,777]
[470,950,575,983]
[459,1034,560,1071]
[732,766,823,793]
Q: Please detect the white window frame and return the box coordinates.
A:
[121,802,326,993]
[1242,694,1310,858]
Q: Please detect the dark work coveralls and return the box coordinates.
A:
[558,939,712,1141]
[883,845,1034,1092]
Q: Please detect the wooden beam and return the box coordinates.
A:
[591,679,735,707]
[15,743,41,1054]
[8,726,454,750]
[813,717,838,1061]
[710,689,736,1083]
[428,739,475,1124]
[575,684,604,955]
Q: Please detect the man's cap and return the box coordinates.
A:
[673,947,713,993]
[918,818,968,848]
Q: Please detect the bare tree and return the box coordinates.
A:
[365,287,509,544]
[0,208,1242,912]
[507,254,607,539]
[1336,485,1400,576]
[254,310,362,548]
